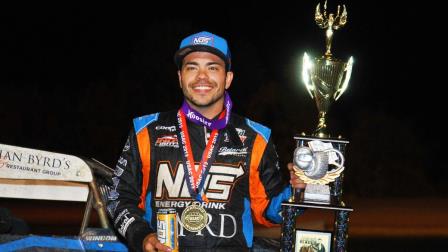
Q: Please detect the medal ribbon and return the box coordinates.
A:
[177,110,224,201]
[176,94,232,202]
[181,91,232,130]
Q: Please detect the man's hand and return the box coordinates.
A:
[142,233,172,252]
[288,163,306,189]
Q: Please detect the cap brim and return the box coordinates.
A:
[174,45,230,69]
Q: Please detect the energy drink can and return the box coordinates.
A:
[157,208,178,251]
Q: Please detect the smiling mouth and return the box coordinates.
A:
[193,86,212,91]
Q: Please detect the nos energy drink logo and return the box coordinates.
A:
[193,36,212,45]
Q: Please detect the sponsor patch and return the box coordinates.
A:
[218,147,248,156]
[235,128,247,144]
[193,36,212,45]
[156,135,179,148]
[118,215,135,237]
[114,166,124,177]
[107,200,119,217]
[155,125,177,132]
[122,138,131,152]
[117,156,127,167]
[223,132,230,142]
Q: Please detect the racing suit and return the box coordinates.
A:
[107,110,291,251]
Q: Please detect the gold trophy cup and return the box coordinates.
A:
[302,1,353,138]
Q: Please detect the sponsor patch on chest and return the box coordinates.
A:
[155,134,179,148]
[218,147,248,156]
[235,128,247,144]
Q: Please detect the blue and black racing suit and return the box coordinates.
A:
[107,110,291,251]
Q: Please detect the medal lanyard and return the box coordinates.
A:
[181,91,232,130]
[176,92,232,202]
[176,110,224,202]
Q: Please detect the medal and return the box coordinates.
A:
[181,201,208,232]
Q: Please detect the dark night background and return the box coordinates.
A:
[0,1,444,198]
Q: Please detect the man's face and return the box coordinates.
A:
[178,51,233,111]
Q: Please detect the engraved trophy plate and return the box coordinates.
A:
[181,201,208,232]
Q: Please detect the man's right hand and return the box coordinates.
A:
[288,162,306,189]
[142,233,172,252]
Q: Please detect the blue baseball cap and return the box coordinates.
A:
[174,31,231,71]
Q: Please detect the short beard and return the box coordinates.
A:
[183,91,223,108]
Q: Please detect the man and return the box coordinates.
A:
[312,238,326,252]
[108,31,305,252]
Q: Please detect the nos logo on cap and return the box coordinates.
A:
[193,36,212,45]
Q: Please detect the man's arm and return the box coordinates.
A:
[107,129,154,251]
[256,138,293,224]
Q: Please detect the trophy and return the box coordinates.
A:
[281,2,354,251]
[292,0,353,204]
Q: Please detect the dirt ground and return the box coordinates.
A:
[2,196,448,238]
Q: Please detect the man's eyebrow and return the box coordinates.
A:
[183,61,223,66]
[184,62,199,66]
[206,61,223,66]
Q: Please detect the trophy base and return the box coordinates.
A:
[303,184,330,204]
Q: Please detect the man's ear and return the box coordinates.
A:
[177,70,182,88]
[225,71,234,90]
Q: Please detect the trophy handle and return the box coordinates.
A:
[302,53,315,99]
[334,56,354,100]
